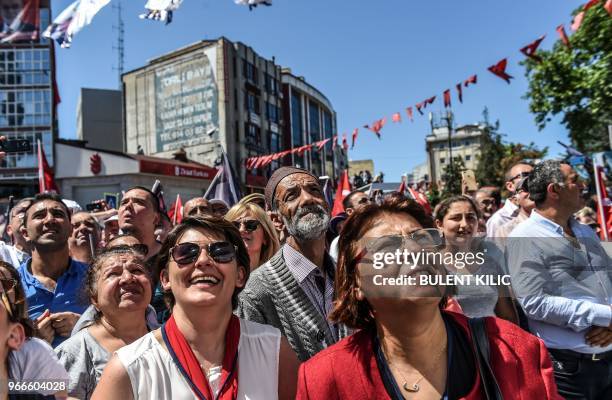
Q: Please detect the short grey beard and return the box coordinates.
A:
[283,205,330,241]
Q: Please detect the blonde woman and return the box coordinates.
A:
[225,203,279,271]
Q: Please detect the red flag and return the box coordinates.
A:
[332,170,352,216]
[571,11,585,31]
[351,128,358,149]
[488,58,513,84]
[407,187,432,215]
[605,0,612,16]
[406,107,414,121]
[594,165,612,240]
[364,118,386,138]
[37,139,58,193]
[425,96,436,106]
[315,138,331,151]
[520,35,545,62]
[456,83,463,103]
[556,24,570,48]
[443,89,451,108]
[397,181,406,194]
[464,75,477,87]
[169,194,183,225]
[342,133,349,151]
[392,112,401,123]
[415,102,424,115]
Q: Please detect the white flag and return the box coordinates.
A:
[43,0,110,48]
[140,0,183,24]
[235,0,272,11]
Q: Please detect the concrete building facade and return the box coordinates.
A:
[281,69,345,181]
[76,88,123,152]
[0,0,56,199]
[426,123,486,185]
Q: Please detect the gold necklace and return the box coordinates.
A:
[381,338,448,393]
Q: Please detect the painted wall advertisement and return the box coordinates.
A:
[155,52,218,152]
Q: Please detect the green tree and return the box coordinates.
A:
[522,5,612,152]
[441,157,466,198]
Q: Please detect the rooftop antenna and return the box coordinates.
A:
[112,0,125,89]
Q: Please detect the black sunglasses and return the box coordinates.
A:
[171,241,237,265]
[508,171,531,183]
[232,219,261,232]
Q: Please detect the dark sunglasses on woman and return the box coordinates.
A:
[171,241,237,265]
[232,219,261,233]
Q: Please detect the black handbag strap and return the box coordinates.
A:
[468,317,504,400]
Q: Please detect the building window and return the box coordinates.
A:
[245,123,261,148]
[308,100,320,144]
[265,75,278,94]
[245,92,259,114]
[266,102,279,123]
[270,131,280,153]
[440,157,446,164]
[243,60,258,84]
[465,155,471,161]
[291,92,302,147]
[323,111,333,153]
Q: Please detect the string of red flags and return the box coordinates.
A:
[455,83,463,103]
[464,75,478,87]
[245,137,335,170]
[572,0,602,30]
[406,107,414,122]
[235,0,273,11]
[443,89,452,108]
[392,113,402,123]
[364,118,386,139]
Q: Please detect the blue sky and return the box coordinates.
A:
[53,0,584,181]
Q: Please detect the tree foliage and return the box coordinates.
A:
[523,5,612,152]
[441,157,466,199]
[475,124,548,189]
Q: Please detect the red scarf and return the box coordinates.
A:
[162,314,241,400]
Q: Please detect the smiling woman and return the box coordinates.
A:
[55,248,152,400]
[92,216,300,400]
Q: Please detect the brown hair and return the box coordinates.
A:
[433,195,482,222]
[329,196,437,330]
[0,261,35,338]
[155,216,251,310]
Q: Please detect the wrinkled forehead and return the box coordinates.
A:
[100,253,144,270]
[176,227,226,245]
[72,212,96,225]
[27,199,67,216]
[277,173,319,191]
[124,189,155,205]
[108,235,140,247]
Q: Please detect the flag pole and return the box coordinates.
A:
[172,194,180,225]
[37,139,45,193]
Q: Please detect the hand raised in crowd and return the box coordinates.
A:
[585,326,612,348]
[50,311,81,337]
[35,309,55,344]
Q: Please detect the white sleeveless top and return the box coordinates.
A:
[116,319,281,400]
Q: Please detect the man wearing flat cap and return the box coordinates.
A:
[237,167,348,361]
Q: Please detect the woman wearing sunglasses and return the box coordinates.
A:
[55,247,153,399]
[0,261,69,399]
[296,196,560,399]
[434,195,518,324]
[93,216,299,400]
[226,202,279,271]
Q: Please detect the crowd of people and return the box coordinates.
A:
[0,154,611,398]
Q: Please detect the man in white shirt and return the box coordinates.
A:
[486,162,533,237]
[0,197,33,267]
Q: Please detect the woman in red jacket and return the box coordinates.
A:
[297,196,561,400]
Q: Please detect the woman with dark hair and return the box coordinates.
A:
[93,216,299,400]
[296,197,561,399]
[0,261,69,399]
[434,195,518,323]
[55,248,152,399]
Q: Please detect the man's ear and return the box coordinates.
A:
[435,219,444,230]
[7,322,26,351]
[19,224,31,243]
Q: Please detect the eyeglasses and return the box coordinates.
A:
[232,219,261,232]
[106,244,149,256]
[364,229,444,254]
[507,171,531,183]
[170,241,237,265]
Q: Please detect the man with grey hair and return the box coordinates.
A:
[237,167,348,361]
[507,160,612,399]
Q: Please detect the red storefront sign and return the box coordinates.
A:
[139,159,217,180]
